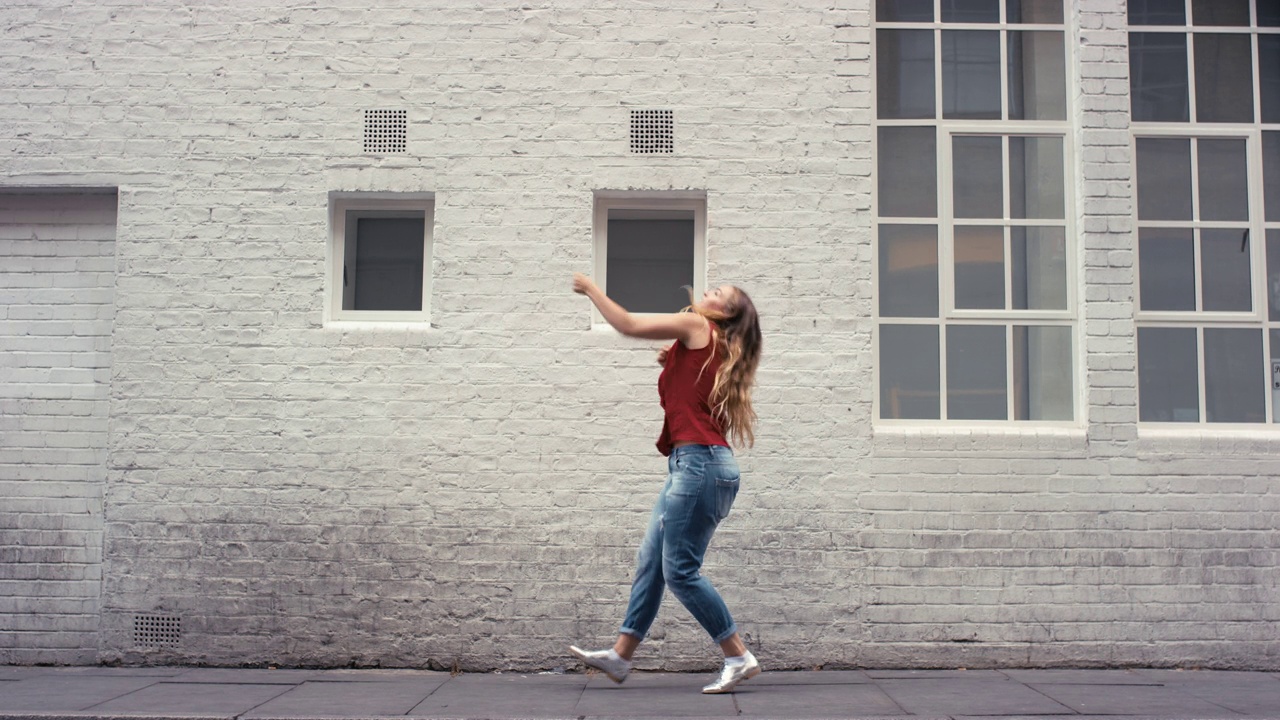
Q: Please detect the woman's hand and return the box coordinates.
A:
[572,273,597,296]
[657,345,670,365]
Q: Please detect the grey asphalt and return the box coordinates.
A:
[1,665,1278,720]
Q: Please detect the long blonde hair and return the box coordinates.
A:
[686,287,762,448]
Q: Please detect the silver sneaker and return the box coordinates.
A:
[701,652,761,694]
[568,645,631,683]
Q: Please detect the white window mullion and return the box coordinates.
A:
[1197,326,1208,421]
[1006,323,1015,420]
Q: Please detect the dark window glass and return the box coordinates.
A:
[880,325,941,419]
[942,30,1002,119]
[1012,326,1073,421]
[1197,138,1250,221]
[606,214,695,314]
[879,224,940,318]
[1007,0,1063,23]
[877,29,936,119]
[1011,226,1069,310]
[879,127,938,218]
[947,325,1008,419]
[1200,228,1253,312]
[1136,137,1193,221]
[942,0,1000,23]
[953,135,1004,218]
[1204,328,1265,422]
[1261,35,1280,123]
[954,226,1005,309]
[1194,34,1255,123]
[1129,33,1190,121]
[1138,327,1200,422]
[1139,228,1196,311]
[1009,136,1066,219]
[877,0,934,22]
[350,217,424,311]
[1190,0,1250,26]
[1008,31,1067,120]
[1266,132,1280,221]
[1128,0,1187,25]
[1261,0,1280,26]
[1268,231,1280,320]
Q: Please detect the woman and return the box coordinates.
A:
[568,272,763,694]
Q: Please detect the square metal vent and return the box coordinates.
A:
[134,614,181,646]
[630,109,673,154]
[364,109,407,153]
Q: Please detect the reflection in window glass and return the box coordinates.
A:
[606,214,695,314]
[1200,228,1253,312]
[879,224,940,318]
[350,217,425,311]
[1204,328,1264,422]
[1267,231,1280,321]
[1272,330,1280,424]
[878,29,936,119]
[1194,34,1255,123]
[1261,36,1280,123]
[942,0,1000,23]
[1190,0,1250,26]
[879,127,938,218]
[876,0,933,22]
[942,30,1001,119]
[1007,0,1063,24]
[1011,227,1068,310]
[1129,33,1190,122]
[1013,326,1073,420]
[1128,0,1186,25]
[953,136,1004,218]
[1266,133,1280,221]
[947,325,1008,419]
[1139,228,1196,311]
[1136,137,1193,221]
[880,325,940,419]
[1138,327,1200,422]
[1197,139,1249,222]
[1008,31,1067,120]
[954,226,1005,309]
[1009,136,1065,219]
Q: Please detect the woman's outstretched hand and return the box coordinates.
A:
[572,273,597,296]
[657,346,670,365]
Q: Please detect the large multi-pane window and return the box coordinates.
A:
[874,0,1075,422]
[1130,0,1280,423]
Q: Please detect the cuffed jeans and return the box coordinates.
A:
[619,444,741,644]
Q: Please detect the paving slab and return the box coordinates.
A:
[1027,682,1242,717]
[1125,673,1280,716]
[407,672,588,718]
[0,676,166,713]
[750,670,873,686]
[1000,669,1161,685]
[163,669,316,685]
[876,678,1074,716]
[576,673,737,717]
[864,669,1009,680]
[732,679,907,718]
[243,676,450,718]
[84,682,295,716]
[303,668,451,683]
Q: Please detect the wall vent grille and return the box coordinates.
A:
[630,109,674,154]
[134,614,181,646]
[364,109,407,153]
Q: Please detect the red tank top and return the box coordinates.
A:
[656,326,729,456]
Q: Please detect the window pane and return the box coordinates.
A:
[606,215,695,314]
[1009,136,1065,219]
[1011,226,1068,310]
[1194,34,1254,123]
[1197,138,1249,222]
[954,226,1005,309]
[1266,132,1280,221]
[1128,0,1186,25]
[953,136,1003,218]
[351,217,424,311]
[1008,31,1067,120]
[1129,33,1189,122]
[877,29,936,119]
[1261,36,1280,123]
[877,0,933,22]
[879,224,939,318]
[880,324,940,419]
[1190,0,1250,26]
[1269,231,1280,321]
[1272,330,1280,423]
[1013,326,1073,420]
[1200,228,1252,312]
[942,0,999,22]
[1007,0,1063,23]
[947,325,1007,419]
[1204,328,1264,422]
[1139,227,1196,311]
[879,127,938,217]
[1262,0,1280,26]
[1136,137,1193,221]
[1138,327,1200,422]
[942,30,1001,119]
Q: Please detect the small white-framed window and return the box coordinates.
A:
[327,193,434,323]
[592,192,706,324]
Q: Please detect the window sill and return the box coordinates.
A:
[324,320,434,331]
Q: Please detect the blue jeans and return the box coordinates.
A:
[619,444,741,644]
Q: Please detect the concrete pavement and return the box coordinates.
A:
[1,665,1278,720]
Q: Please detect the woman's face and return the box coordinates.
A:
[700,285,735,315]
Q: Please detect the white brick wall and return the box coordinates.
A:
[1,0,1278,671]
[0,191,116,664]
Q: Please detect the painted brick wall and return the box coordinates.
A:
[0,0,1277,671]
[0,192,116,664]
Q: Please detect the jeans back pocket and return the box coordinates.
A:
[707,462,740,521]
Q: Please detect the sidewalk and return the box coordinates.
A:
[2,665,1278,720]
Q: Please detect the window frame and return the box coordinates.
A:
[327,192,435,324]
[591,191,707,329]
